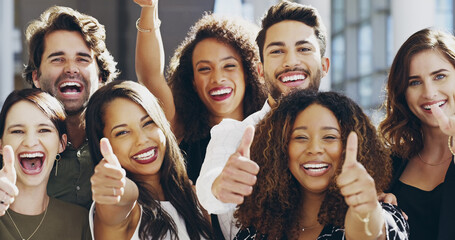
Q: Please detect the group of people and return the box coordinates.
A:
[0,0,453,239]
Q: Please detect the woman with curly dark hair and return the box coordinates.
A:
[379,28,455,240]
[234,90,409,240]
[133,0,267,183]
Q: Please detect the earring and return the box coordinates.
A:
[55,154,61,176]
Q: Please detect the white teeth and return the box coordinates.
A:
[19,152,44,158]
[210,88,232,96]
[60,82,81,88]
[133,149,156,161]
[303,163,329,169]
[281,74,306,83]
[423,101,446,110]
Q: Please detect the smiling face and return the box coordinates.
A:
[1,101,65,188]
[288,104,342,194]
[405,49,455,128]
[261,20,329,99]
[102,98,166,178]
[32,30,101,115]
[192,38,246,122]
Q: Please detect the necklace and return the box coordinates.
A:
[417,153,452,166]
[301,222,320,232]
[6,206,48,240]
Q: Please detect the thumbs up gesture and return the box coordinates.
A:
[91,138,126,205]
[431,104,455,136]
[0,145,19,216]
[212,125,259,204]
[134,0,157,8]
[337,132,379,214]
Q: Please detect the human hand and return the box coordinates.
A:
[377,192,408,220]
[212,126,259,204]
[337,132,379,215]
[0,145,19,215]
[431,104,455,136]
[134,0,157,7]
[91,138,126,205]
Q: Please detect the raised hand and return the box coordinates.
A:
[430,104,455,136]
[212,125,259,204]
[0,145,19,215]
[337,132,379,215]
[91,138,126,205]
[134,0,157,7]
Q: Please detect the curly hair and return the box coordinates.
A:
[23,5,119,85]
[167,13,267,141]
[234,90,391,239]
[256,0,327,62]
[85,81,213,240]
[379,28,455,160]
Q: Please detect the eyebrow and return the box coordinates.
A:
[265,40,313,50]
[7,123,55,130]
[408,69,449,80]
[194,56,239,67]
[46,51,93,59]
[110,115,150,133]
[292,126,340,132]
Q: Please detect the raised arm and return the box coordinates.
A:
[337,132,386,240]
[134,0,176,125]
[90,138,140,240]
[0,145,19,216]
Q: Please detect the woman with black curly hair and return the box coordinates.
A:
[133,0,266,183]
[234,90,409,240]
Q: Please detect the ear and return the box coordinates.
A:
[32,70,41,88]
[58,134,68,154]
[321,57,330,78]
[257,63,265,84]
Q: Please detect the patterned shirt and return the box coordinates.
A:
[234,203,409,240]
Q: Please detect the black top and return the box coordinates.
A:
[234,203,409,240]
[179,136,211,184]
[389,155,455,240]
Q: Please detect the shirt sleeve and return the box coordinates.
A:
[196,118,247,214]
[381,202,410,240]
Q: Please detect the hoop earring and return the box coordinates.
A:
[448,136,455,156]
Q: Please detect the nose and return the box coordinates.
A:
[306,138,323,155]
[210,69,226,84]
[64,60,80,75]
[283,51,300,68]
[135,129,150,147]
[23,132,39,148]
[422,81,438,99]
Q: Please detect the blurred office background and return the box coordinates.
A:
[1,0,453,123]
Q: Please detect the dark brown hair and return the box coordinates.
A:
[85,81,212,240]
[379,28,455,160]
[23,6,119,85]
[167,13,267,141]
[235,90,391,239]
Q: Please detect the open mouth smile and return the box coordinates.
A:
[59,81,83,96]
[132,147,158,164]
[209,87,233,101]
[301,162,331,177]
[18,152,45,175]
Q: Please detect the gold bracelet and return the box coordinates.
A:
[136,17,161,33]
[449,136,455,156]
[355,212,372,236]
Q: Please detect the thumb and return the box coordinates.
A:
[2,145,16,184]
[100,138,121,168]
[236,125,255,158]
[431,104,455,135]
[342,132,358,170]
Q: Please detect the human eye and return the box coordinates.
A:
[38,128,53,133]
[50,57,64,63]
[10,129,24,134]
[269,48,283,55]
[408,79,421,86]
[323,134,340,141]
[298,47,312,52]
[224,63,237,69]
[143,119,155,127]
[77,57,90,63]
[197,65,211,73]
[435,74,446,80]
[114,130,129,137]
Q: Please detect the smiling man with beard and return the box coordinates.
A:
[23,6,119,210]
[195,1,329,238]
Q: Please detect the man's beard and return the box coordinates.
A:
[265,68,322,101]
